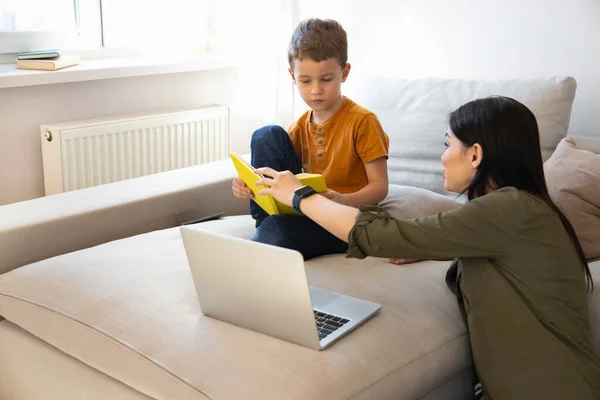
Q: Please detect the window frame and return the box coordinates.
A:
[0,0,212,59]
[0,0,103,58]
[0,30,75,54]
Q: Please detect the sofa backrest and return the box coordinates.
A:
[345,76,577,195]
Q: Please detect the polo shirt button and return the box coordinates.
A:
[317,127,322,132]
[318,153,323,158]
[318,140,323,145]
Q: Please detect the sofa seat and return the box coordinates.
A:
[0,215,476,400]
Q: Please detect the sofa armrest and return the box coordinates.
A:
[0,158,249,275]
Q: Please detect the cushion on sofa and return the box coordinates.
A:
[544,137,600,260]
[569,134,600,154]
[380,184,461,220]
[0,216,474,400]
[345,76,577,195]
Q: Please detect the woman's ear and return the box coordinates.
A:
[471,143,483,169]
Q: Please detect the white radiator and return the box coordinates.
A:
[40,105,230,195]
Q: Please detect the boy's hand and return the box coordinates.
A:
[321,189,344,204]
[232,177,254,199]
[389,258,419,265]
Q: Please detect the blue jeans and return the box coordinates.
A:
[249,125,348,260]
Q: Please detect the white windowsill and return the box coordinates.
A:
[0,53,239,89]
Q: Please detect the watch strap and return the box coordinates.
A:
[292,186,317,213]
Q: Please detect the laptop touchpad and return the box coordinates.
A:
[309,287,341,309]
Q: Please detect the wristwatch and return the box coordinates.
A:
[292,185,318,213]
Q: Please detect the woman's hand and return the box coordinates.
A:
[389,258,419,265]
[255,167,303,207]
[232,177,254,199]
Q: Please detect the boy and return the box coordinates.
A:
[232,18,389,259]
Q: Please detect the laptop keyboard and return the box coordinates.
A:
[313,310,350,340]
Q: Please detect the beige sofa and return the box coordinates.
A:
[0,76,598,400]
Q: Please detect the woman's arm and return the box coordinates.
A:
[296,194,359,240]
[255,168,359,241]
[256,168,522,260]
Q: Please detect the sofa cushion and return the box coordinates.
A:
[0,320,154,400]
[345,76,577,195]
[380,184,461,220]
[570,134,600,154]
[544,137,600,260]
[0,216,474,400]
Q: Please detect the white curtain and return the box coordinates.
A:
[208,0,296,130]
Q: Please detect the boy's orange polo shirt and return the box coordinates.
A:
[287,97,389,194]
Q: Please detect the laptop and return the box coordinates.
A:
[180,227,381,350]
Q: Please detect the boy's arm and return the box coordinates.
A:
[328,111,389,207]
[323,157,388,207]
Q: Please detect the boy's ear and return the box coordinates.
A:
[341,63,351,83]
[288,68,297,85]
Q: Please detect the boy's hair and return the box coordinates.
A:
[288,18,348,68]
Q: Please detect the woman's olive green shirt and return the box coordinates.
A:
[347,187,600,400]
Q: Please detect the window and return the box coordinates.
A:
[0,0,80,53]
[0,0,208,55]
[0,0,78,31]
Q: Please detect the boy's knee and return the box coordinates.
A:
[251,125,287,142]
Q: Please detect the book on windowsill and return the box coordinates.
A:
[17,49,61,60]
[230,152,327,215]
[16,55,80,71]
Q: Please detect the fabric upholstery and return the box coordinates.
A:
[544,137,600,260]
[0,217,473,400]
[0,158,248,276]
[345,76,577,194]
[380,184,461,220]
[0,320,154,400]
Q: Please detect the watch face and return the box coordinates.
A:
[295,185,317,198]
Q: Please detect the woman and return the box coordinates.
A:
[255,96,600,399]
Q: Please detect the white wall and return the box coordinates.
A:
[0,69,270,206]
[296,0,600,136]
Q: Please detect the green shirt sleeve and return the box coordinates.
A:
[346,187,536,260]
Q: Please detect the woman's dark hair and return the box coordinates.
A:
[449,96,592,290]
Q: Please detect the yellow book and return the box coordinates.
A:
[16,55,80,71]
[230,152,327,215]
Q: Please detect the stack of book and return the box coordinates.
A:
[16,49,80,71]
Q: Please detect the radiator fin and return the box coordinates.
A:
[41,106,230,195]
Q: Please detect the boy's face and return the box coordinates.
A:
[289,58,351,115]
